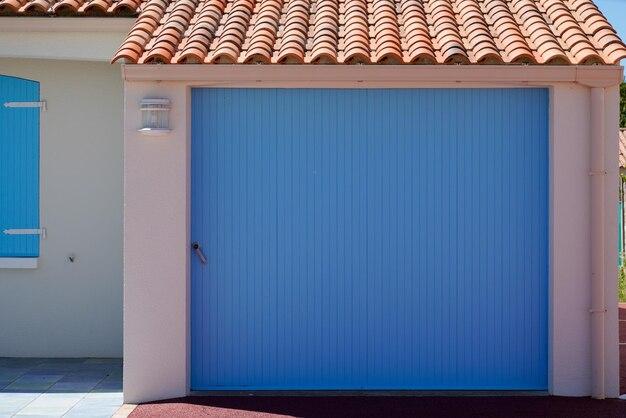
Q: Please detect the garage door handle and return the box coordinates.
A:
[192,242,207,265]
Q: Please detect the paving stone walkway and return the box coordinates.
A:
[0,358,122,417]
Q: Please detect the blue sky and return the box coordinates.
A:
[595,0,626,66]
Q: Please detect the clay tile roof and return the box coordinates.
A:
[112,0,626,64]
[0,0,142,15]
[111,0,626,64]
[619,128,626,168]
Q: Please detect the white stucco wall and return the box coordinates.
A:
[123,81,189,402]
[0,59,123,357]
[550,82,620,397]
[121,66,622,402]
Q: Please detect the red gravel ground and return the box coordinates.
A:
[131,304,626,418]
[130,395,626,418]
[619,303,626,394]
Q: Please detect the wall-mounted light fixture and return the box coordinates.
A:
[139,98,171,135]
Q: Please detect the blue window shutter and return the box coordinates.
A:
[0,75,40,257]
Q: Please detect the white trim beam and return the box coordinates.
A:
[121,64,624,87]
[0,32,129,62]
[0,17,134,33]
[0,18,133,61]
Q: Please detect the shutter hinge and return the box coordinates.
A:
[3,100,47,111]
[3,228,46,239]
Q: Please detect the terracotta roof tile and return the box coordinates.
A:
[111,0,626,64]
[619,128,626,168]
[0,0,142,14]
[275,0,309,62]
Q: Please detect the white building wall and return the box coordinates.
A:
[549,84,593,395]
[123,81,189,402]
[549,83,620,398]
[604,84,620,398]
[119,66,621,402]
[0,59,123,357]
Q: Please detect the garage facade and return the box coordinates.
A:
[117,0,626,404]
[122,65,623,403]
[189,87,549,390]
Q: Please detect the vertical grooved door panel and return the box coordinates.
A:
[0,75,40,257]
[191,88,549,390]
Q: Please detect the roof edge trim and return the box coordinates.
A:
[0,17,135,32]
[122,64,624,87]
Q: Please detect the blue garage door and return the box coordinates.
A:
[191,88,549,390]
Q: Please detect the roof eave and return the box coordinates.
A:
[121,63,624,87]
[0,16,135,33]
